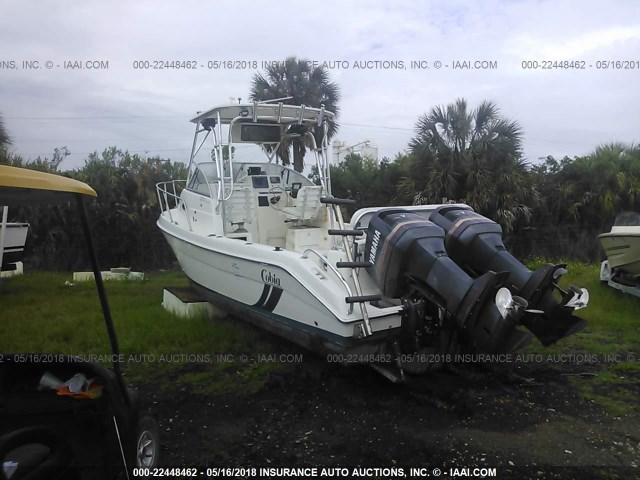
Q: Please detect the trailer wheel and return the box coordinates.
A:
[136,415,160,468]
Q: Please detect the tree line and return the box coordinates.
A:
[2,131,637,270]
[1,145,186,271]
[331,142,639,261]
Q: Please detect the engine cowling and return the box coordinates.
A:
[364,209,530,354]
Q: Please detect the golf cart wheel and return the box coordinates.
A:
[136,416,159,468]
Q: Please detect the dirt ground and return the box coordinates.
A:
[137,330,639,480]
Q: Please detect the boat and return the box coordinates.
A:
[598,211,640,296]
[0,206,29,271]
[156,101,589,379]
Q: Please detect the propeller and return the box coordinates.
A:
[495,287,529,318]
[495,287,513,318]
[565,287,589,310]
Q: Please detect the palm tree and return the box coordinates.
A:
[249,56,340,172]
[408,98,535,232]
[0,114,11,161]
[565,143,640,224]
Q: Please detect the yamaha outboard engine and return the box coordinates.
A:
[365,209,531,354]
[430,205,588,345]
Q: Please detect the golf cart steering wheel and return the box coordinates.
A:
[268,186,289,210]
[0,427,74,480]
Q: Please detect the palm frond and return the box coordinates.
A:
[0,114,11,149]
[248,56,341,171]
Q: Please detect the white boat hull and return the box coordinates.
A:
[159,215,403,355]
[597,233,640,277]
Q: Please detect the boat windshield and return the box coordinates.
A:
[232,162,313,187]
[186,160,313,197]
[614,212,640,227]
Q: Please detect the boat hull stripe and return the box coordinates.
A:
[263,287,283,312]
[252,284,272,307]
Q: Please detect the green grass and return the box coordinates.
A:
[525,259,640,351]
[524,260,639,415]
[1,263,638,403]
[568,370,638,416]
[0,271,291,393]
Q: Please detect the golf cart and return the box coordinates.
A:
[0,165,159,479]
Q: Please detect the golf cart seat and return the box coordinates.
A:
[0,356,139,479]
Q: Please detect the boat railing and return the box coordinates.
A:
[301,248,355,315]
[156,180,193,230]
[191,160,226,229]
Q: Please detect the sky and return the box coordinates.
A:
[0,0,639,170]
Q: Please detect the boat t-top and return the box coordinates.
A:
[157,100,590,380]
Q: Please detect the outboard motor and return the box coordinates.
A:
[365,209,531,354]
[430,205,588,345]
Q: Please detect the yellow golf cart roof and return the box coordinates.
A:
[0,165,96,204]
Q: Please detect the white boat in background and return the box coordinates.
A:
[0,206,29,272]
[598,211,640,296]
[157,101,589,380]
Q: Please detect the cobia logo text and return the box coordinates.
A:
[261,269,281,286]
